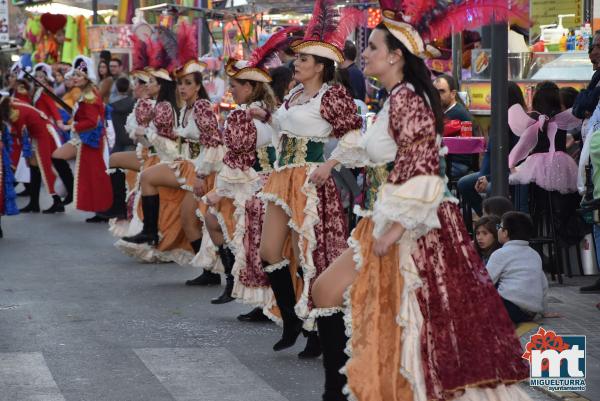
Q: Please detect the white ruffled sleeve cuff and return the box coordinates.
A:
[329,129,368,168]
[125,112,138,141]
[372,175,445,241]
[147,129,180,161]
[195,145,225,176]
[215,164,261,201]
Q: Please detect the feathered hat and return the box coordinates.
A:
[227,26,302,82]
[34,62,54,83]
[290,0,364,63]
[174,21,207,78]
[144,26,180,81]
[71,55,97,83]
[379,0,527,59]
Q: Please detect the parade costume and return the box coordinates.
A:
[508,104,581,193]
[0,123,19,237]
[310,1,532,400]
[9,99,63,213]
[57,56,113,212]
[32,63,62,125]
[255,2,363,356]
[118,28,206,265]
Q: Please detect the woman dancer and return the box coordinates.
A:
[310,2,532,400]
[118,26,209,265]
[252,0,363,353]
[51,56,113,213]
[32,63,64,131]
[5,96,63,213]
[201,27,299,309]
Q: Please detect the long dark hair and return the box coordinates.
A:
[336,67,357,99]
[508,81,526,109]
[474,215,501,260]
[179,71,209,101]
[269,66,294,104]
[376,23,444,134]
[97,60,110,81]
[532,81,561,118]
[157,78,180,120]
[311,54,335,83]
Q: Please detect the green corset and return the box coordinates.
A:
[254,146,276,172]
[188,142,201,160]
[363,162,394,211]
[278,136,325,167]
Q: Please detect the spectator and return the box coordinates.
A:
[97,60,113,104]
[109,58,127,104]
[434,74,473,179]
[573,31,600,138]
[339,40,366,102]
[486,211,548,324]
[474,216,501,264]
[458,82,525,215]
[559,87,582,163]
[99,50,112,66]
[53,69,66,97]
[109,77,135,153]
[336,68,368,115]
[482,196,513,218]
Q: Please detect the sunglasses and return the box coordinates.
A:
[496,223,504,230]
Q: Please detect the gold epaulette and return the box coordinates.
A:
[83,89,97,104]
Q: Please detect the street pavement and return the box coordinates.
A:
[0,194,592,401]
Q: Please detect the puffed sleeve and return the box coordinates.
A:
[320,85,365,167]
[372,86,445,241]
[215,109,260,200]
[146,101,179,160]
[194,99,225,176]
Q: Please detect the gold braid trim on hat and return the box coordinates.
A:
[383,20,421,56]
[290,40,344,63]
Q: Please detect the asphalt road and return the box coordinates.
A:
[0,195,555,401]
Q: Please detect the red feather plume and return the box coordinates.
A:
[248,26,302,68]
[176,21,198,66]
[401,0,436,23]
[305,0,339,42]
[426,0,530,42]
[130,34,149,71]
[329,8,365,50]
[147,38,166,70]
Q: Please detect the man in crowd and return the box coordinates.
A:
[108,58,127,104]
[434,74,473,179]
[339,40,366,103]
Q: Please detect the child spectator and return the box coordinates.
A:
[486,212,548,324]
[474,216,501,264]
[482,196,514,218]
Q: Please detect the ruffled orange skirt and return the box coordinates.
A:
[344,217,412,401]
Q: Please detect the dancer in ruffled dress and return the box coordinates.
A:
[310,1,533,400]
[252,0,363,353]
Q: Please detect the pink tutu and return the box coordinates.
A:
[509,151,578,194]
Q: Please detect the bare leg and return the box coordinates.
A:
[204,212,224,247]
[52,143,76,160]
[109,151,141,171]
[180,192,202,242]
[259,202,291,264]
[312,248,358,308]
[140,163,180,196]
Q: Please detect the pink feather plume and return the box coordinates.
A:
[426,0,529,42]
[328,8,365,50]
[305,0,339,41]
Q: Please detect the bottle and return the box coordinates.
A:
[559,33,567,52]
[576,30,584,50]
[584,22,593,50]
[567,30,576,51]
